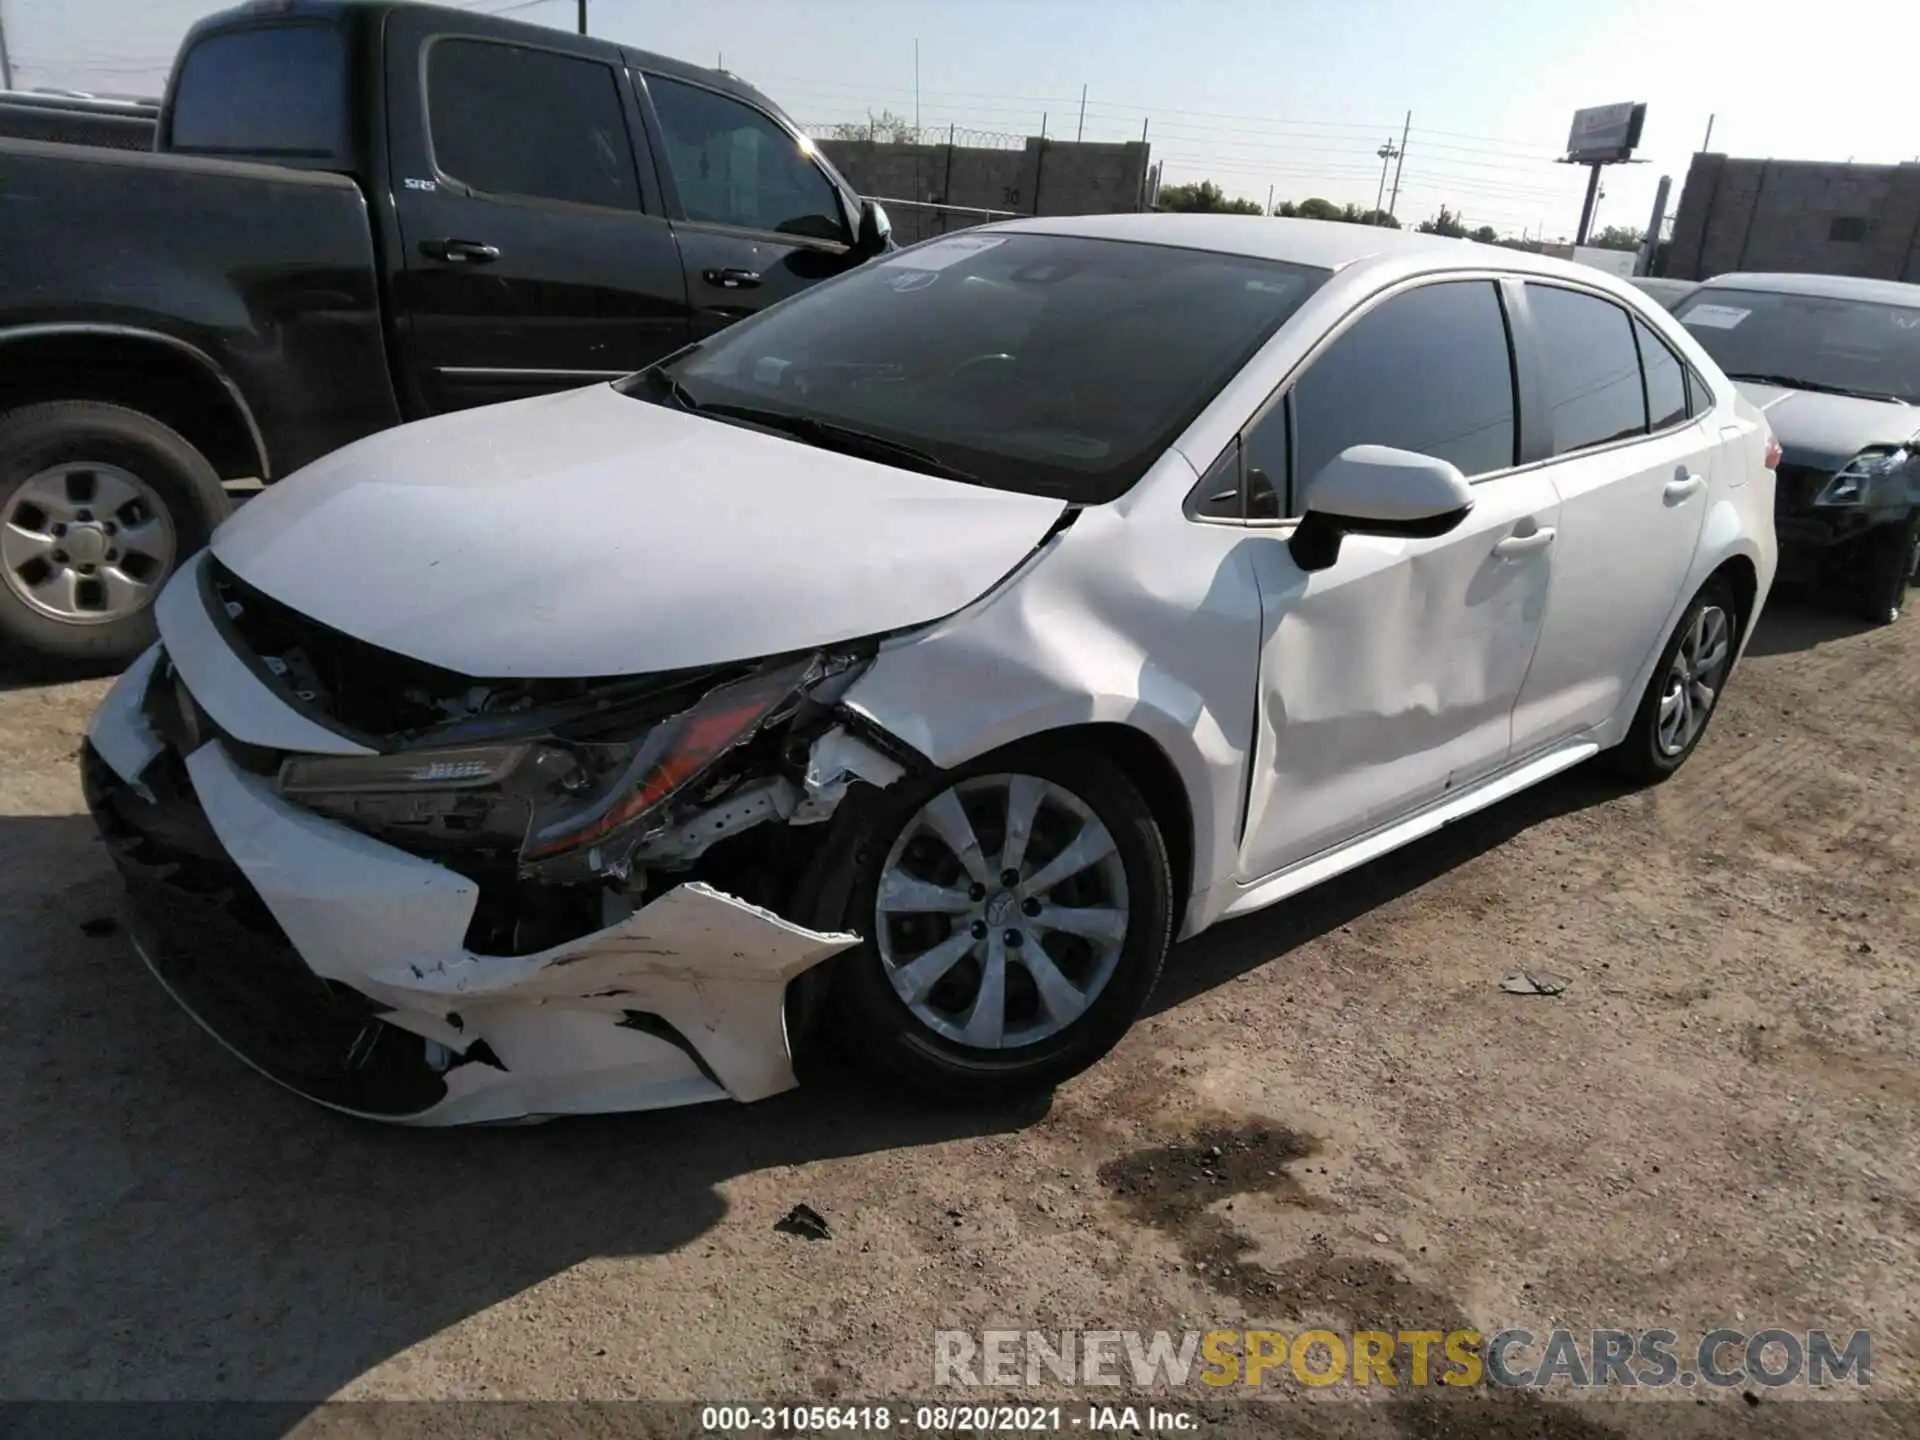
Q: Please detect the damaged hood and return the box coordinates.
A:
[211,384,1066,678]
[1733,381,1918,472]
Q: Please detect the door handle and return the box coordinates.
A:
[702,267,763,290]
[1664,473,1706,503]
[1492,527,1556,558]
[419,238,500,264]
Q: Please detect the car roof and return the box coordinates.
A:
[1698,271,1920,307]
[975,212,1654,286]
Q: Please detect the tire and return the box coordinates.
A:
[0,401,230,666]
[1853,516,1917,626]
[1602,574,1740,784]
[816,741,1173,1102]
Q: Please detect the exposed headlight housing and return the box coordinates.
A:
[275,655,826,870]
[1815,448,1909,506]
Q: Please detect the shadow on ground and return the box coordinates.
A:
[0,649,122,693]
[1739,587,1884,657]
[1154,758,1632,1015]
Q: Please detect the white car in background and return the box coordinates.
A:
[84,215,1777,1124]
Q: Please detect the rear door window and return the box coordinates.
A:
[428,39,639,210]
[1635,318,1690,431]
[169,23,346,159]
[1527,285,1647,453]
[645,75,848,242]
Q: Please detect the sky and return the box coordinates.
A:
[6,0,1919,243]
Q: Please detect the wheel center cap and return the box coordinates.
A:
[984,891,1017,926]
[64,524,108,566]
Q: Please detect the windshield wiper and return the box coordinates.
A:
[636,367,704,412]
[1726,373,1909,405]
[689,400,979,482]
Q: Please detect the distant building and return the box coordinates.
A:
[1667,153,1920,282]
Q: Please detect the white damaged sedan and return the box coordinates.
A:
[84,215,1778,1123]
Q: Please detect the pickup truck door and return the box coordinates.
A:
[383,9,690,413]
[634,70,870,339]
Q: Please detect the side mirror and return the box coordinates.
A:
[854,199,893,258]
[1288,445,1473,572]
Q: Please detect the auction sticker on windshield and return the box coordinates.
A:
[1681,304,1751,329]
[884,235,1007,271]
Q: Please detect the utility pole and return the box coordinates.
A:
[1386,110,1411,219]
[0,0,13,92]
[1636,174,1671,276]
[1136,117,1150,211]
[1700,113,1715,152]
[1575,165,1603,245]
[1076,84,1087,143]
[1267,183,1274,216]
[913,40,921,139]
[576,0,587,36]
[1374,137,1400,217]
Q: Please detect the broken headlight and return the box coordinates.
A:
[1815,449,1910,507]
[276,656,821,868]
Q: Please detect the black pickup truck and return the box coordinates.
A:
[0,0,891,665]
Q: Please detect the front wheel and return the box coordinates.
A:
[1853,516,1917,626]
[823,744,1173,1101]
[1603,575,1739,783]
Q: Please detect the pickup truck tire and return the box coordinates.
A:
[0,401,229,665]
[1852,515,1917,626]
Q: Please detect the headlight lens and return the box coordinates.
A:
[522,656,814,860]
[1815,449,1908,506]
[279,744,533,795]
[275,656,820,865]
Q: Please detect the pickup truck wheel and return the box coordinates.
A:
[1854,516,1917,626]
[0,401,229,665]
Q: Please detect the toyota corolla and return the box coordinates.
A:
[83,215,1778,1123]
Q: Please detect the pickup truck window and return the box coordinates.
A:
[169,23,346,159]
[646,75,846,243]
[427,40,638,211]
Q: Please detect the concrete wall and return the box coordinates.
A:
[1668,153,1920,282]
[817,136,1151,245]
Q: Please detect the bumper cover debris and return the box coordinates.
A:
[84,654,861,1125]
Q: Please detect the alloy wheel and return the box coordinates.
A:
[1,462,176,624]
[874,773,1131,1050]
[1656,603,1731,757]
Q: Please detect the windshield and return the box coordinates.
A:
[1673,286,1920,403]
[620,233,1328,502]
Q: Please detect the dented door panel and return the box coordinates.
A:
[1237,469,1561,881]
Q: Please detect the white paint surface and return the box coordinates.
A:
[208,384,1065,679]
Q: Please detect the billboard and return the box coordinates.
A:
[1566,102,1647,163]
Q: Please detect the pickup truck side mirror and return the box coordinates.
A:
[1288,445,1473,572]
[854,199,893,258]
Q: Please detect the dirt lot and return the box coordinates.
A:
[2,596,1915,1437]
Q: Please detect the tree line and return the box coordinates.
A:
[1153,181,1643,251]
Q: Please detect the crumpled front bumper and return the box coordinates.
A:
[82,646,859,1126]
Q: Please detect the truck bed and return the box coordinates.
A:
[0,137,402,478]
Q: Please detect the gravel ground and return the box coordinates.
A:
[1,595,1915,1437]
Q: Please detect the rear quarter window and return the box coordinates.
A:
[168,23,347,159]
